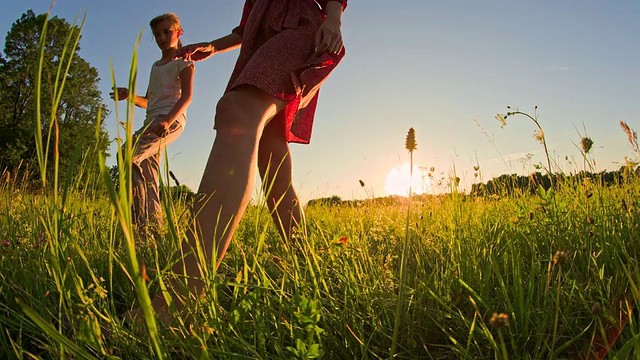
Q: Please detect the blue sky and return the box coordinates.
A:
[2,1,640,202]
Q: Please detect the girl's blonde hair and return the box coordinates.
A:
[150,12,184,48]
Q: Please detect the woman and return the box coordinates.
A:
[144,0,347,324]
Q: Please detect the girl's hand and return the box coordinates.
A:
[147,119,171,137]
[174,42,215,62]
[109,87,129,101]
[314,17,343,57]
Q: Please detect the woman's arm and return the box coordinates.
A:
[147,64,195,136]
[174,33,242,62]
[109,87,148,109]
[175,1,249,62]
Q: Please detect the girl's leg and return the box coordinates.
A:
[139,153,162,228]
[257,120,306,240]
[131,161,148,228]
[131,120,183,230]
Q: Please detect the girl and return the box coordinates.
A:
[111,13,194,234]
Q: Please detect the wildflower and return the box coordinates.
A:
[489,312,510,327]
[336,236,348,245]
[2,240,9,247]
[405,128,417,152]
[201,324,214,335]
[94,285,108,299]
[533,129,545,144]
[553,251,568,266]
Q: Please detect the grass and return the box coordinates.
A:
[2,168,640,358]
[1,6,640,360]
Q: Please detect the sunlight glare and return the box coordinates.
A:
[384,163,431,197]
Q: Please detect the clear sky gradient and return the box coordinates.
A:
[2,1,640,202]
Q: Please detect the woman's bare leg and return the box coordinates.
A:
[257,121,306,240]
[145,86,286,321]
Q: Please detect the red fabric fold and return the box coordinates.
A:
[224,0,346,144]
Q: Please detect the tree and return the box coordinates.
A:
[0,10,109,188]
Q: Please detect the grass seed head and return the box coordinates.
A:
[580,137,594,154]
[620,120,640,154]
[495,114,507,128]
[405,128,417,152]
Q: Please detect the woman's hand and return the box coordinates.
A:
[314,1,344,57]
[314,18,343,57]
[174,42,215,62]
[109,87,129,101]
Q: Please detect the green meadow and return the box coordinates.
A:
[1,8,639,360]
[2,151,640,359]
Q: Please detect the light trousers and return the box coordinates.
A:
[129,116,184,228]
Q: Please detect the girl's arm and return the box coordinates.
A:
[110,87,148,109]
[148,64,195,136]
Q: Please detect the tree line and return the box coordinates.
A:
[470,168,638,196]
[0,10,109,189]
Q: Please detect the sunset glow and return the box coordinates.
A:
[384,163,431,197]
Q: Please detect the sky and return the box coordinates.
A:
[2,1,640,203]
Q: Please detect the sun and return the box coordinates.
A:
[384,163,431,197]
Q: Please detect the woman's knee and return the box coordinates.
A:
[215,89,269,133]
[215,86,286,133]
[215,94,250,133]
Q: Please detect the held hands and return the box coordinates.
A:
[109,87,129,101]
[174,42,214,62]
[314,17,343,57]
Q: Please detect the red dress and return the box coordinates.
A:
[225,0,348,144]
